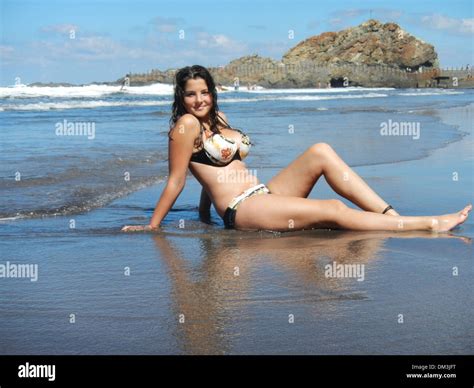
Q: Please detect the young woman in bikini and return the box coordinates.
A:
[122,65,471,233]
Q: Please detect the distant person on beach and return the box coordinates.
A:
[120,74,130,91]
[233,77,239,91]
[122,65,471,232]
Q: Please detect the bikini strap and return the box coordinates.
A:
[217,113,232,128]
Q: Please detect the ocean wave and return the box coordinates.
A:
[239,87,395,94]
[220,92,388,103]
[0,84,394,99]
[282,93,388,100]
[398,90,464,96]
[1,92,388,111]
[0,83,174,98]
[0,176,165,220]
[0,152,168,220]
[0,99,172,111]
[0,215,25,221]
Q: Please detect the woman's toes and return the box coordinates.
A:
[461,204,472,217]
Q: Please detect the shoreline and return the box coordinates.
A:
[1,102,472,222]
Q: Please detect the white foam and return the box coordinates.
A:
[283,93,388,100]
[398,90,464,96]
[219,97,258,103]
[1,100,172,111]
[0,82,174,98]
[120,84,174,95]
[1,92,387,111]
[236,87,395,94]
[0,215,24,221]
[0,84,397,99]
[220,93,388,103]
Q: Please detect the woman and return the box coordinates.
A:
[122,65,471,233]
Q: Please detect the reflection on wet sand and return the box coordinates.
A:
[151,229,470,354]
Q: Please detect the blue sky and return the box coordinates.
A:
[0,0,473,85]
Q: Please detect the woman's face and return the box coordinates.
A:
[183,77,213,119]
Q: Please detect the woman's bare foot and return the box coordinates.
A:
[430,204,472,232]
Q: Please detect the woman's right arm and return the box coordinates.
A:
[149,115,200,228]
[122,115,199,231]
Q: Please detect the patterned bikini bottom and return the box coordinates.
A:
[222,183,271,229]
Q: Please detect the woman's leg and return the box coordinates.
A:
[267,143,399,215]
[234,194,471,232]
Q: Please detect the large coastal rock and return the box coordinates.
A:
[283,19,438,70]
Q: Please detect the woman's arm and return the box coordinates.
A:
[122,115,199,231]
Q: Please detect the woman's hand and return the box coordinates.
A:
[121,225,160,232]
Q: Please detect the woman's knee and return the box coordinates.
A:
[326,199,348,220]
[309,142,334,155]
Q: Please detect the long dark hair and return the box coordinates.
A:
[169,65,222,135]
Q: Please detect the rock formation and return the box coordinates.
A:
[282,19,438,71]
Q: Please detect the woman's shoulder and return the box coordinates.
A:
[170,114,202,137]
[176,113,201,128]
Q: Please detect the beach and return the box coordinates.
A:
[0,87,472,354]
